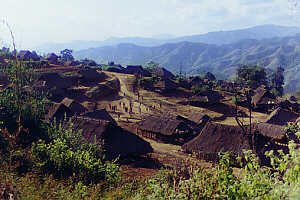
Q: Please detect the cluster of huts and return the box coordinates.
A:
[249,85,299,113]
[46,97,153,160]
[182,107,299,163]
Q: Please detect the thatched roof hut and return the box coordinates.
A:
[254,123,286,140]
[185,112,211,125]
[38,72,72,89]
[78,68,107,84]
[125,65,150,77]
[106,64,125,73]
[71,116,153,160]
[61,98,87,115]
[182,123,251,160]
[189,76,203,88]
[18,50,40,61]
[252,85,276,111]
[153,79,177,93]
[265,108,299,126]
[85,84,117,99]
[137,115,192,144]
[47,103,73,122]
[82,109,117,125]
[46,53,59,64]
[138,116,190,136]
[187,91,221,106]
[152,67,175,79]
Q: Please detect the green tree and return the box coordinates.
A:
[271,67,285,97]
[60,49,74,62]
[143,61,159,73]
[0,60,50,147]
[236,65,267,89]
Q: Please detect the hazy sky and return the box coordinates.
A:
[0,0,299,49]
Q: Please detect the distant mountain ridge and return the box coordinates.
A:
[36,24,300,53]
[74,34,300,94]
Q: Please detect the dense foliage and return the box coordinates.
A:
[0,60,121,199]
[31,119,121,184]
[236,65,267,89]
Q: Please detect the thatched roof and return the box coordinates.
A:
[46,53,58,60]
[185,112,210,125]
[82,109,116,124]
[189,76,203,86]
[254,123,286,140]
[18,50,39,61]
[252,85,275,108]
[138,116,190,136]
[72,116,112,142]
[85,84,117,99]
[125,65,151,76]
[38,72,72,89]
[71,116,153,160]
[78,68,107,83]
[152,67,175,79]
[265,108,299,126]
[106,65,125,73]
[61,98,87,115]
[153,79,177,91]
[47,103,73,122]
[189,91,221,104]
[182,122,251,156]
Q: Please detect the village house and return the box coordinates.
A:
[125,65,151,77]
[71,116,153,160]
[18,50,40,61]
[251,85,276,113]
[152,67,175,79]
[153,79,178,93]
[61,97,87,115]
[137,115,192,144]
[189,76,204,88]
[265,107,299,126]
[47,103,73,122]
[46,53,59,64]
[182,122,291,163]
[186,90,221,106]
[182,122,252,161]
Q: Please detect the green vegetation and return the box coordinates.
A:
[60,49,74,62]
[1,59,300,199]
[236,65,267,89]
[0,60,121,199]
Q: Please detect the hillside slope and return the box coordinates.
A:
[74,35,300,93]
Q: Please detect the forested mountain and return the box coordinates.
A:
[37,24,300,53]
[74,34,300,93]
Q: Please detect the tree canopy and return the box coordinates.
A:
[60,49,74,62]
[236,65,267,89]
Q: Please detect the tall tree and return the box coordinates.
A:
[236,65,267,89]
[271,67,285,97]
[235,65,267,151]
[60,49,74,62]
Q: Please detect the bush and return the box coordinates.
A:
[31,120,121,184]
[0,61,50,147]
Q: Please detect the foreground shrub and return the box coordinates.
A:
[31,120,121,185]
